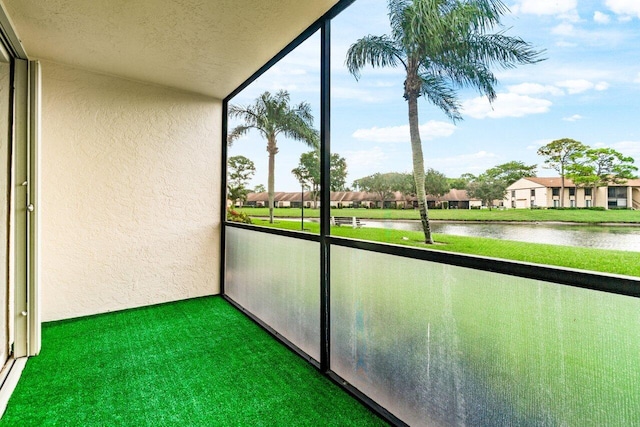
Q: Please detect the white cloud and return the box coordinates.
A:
[555,41,578,48]
[552,23,575,36]
[332,86,386,103]
[430,151,500,176]
[508,82,564,96]
[512,0,578,18]
[609,141,640,158]
[266,65,308,78]
[555,79,594,94]
[593,11,611,24]
[351,120,456,143]
[555,79,609,94]
[593,140,640,157]
[605,0,640,18]
[527,139,553,151]
[373,81,397,88]
[563,114,583,122]
[461,93,552,119]
[342,147,388,178]
[548,22,627,47]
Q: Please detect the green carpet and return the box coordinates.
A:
[1,296,386,426]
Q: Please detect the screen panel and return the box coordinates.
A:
[330,245,640,426]
[226,31,321,235]
[225,226,320,361]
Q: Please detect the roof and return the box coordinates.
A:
[439,189,474,201]
[3,0,340,98]
[246,189,477,203]
[611,178,640,187]
[523,177,576,187]
[514,177,640,188]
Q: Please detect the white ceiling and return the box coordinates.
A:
[2,0,340,99]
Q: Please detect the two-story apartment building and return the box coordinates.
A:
[506,177,640,209]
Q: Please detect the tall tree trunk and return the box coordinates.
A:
[407,94,433,244]
[267,137,277,224]
[560,164,565,208]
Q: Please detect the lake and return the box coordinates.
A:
[360,220,640,252]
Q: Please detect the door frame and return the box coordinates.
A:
[0,3,39,360]
[12,58,39,358]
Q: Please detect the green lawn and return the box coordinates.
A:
[248,219,640,277]
[236,207,640,223]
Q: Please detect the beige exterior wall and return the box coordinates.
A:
[505,180,547,208]
[505,179,640,210]
[40,61,221,321]
[548,187,602,208]
[594,187,608,208]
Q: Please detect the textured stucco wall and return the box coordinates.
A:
[40,61,221,321]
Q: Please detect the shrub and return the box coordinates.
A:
[227,209,252,224]
[548,207,606,211]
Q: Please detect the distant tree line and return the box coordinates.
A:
[347,138,637,210]
[228,138,637,211]
[351,161,537,210]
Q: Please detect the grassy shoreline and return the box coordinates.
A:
[235,207,640,223]
[247,218,640,277]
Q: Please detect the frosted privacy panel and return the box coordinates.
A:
[330,246,640,427]
[225,227,319,361]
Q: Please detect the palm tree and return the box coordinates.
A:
[346,0,543,243]
[228,90,319,223]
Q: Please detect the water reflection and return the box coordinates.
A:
[361,220,640,252]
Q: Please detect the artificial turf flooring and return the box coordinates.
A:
[1,296,386,426]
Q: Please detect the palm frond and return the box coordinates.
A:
[227,90,318,148]
[227,125,253,146]
[282,121,320,149]
[425,56,498,100]
[466,31,546,68]
[447,0,508,31]
[281,101,319,148]
[418,71,462,121]
[403,0,449,54]
[388,0,411,42]
[345,35,404,79]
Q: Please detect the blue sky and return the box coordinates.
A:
[228,0,640,192]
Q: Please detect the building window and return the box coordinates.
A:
[530,189,535,197]
[608,186,628,208]
[585,199,591,207]
[569,188,575,196]
[608,186,627,198]
[552,187,560,197]
[585,188,592,196]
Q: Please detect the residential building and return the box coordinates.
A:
[506,177,640,209]
[245,189,480,209]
